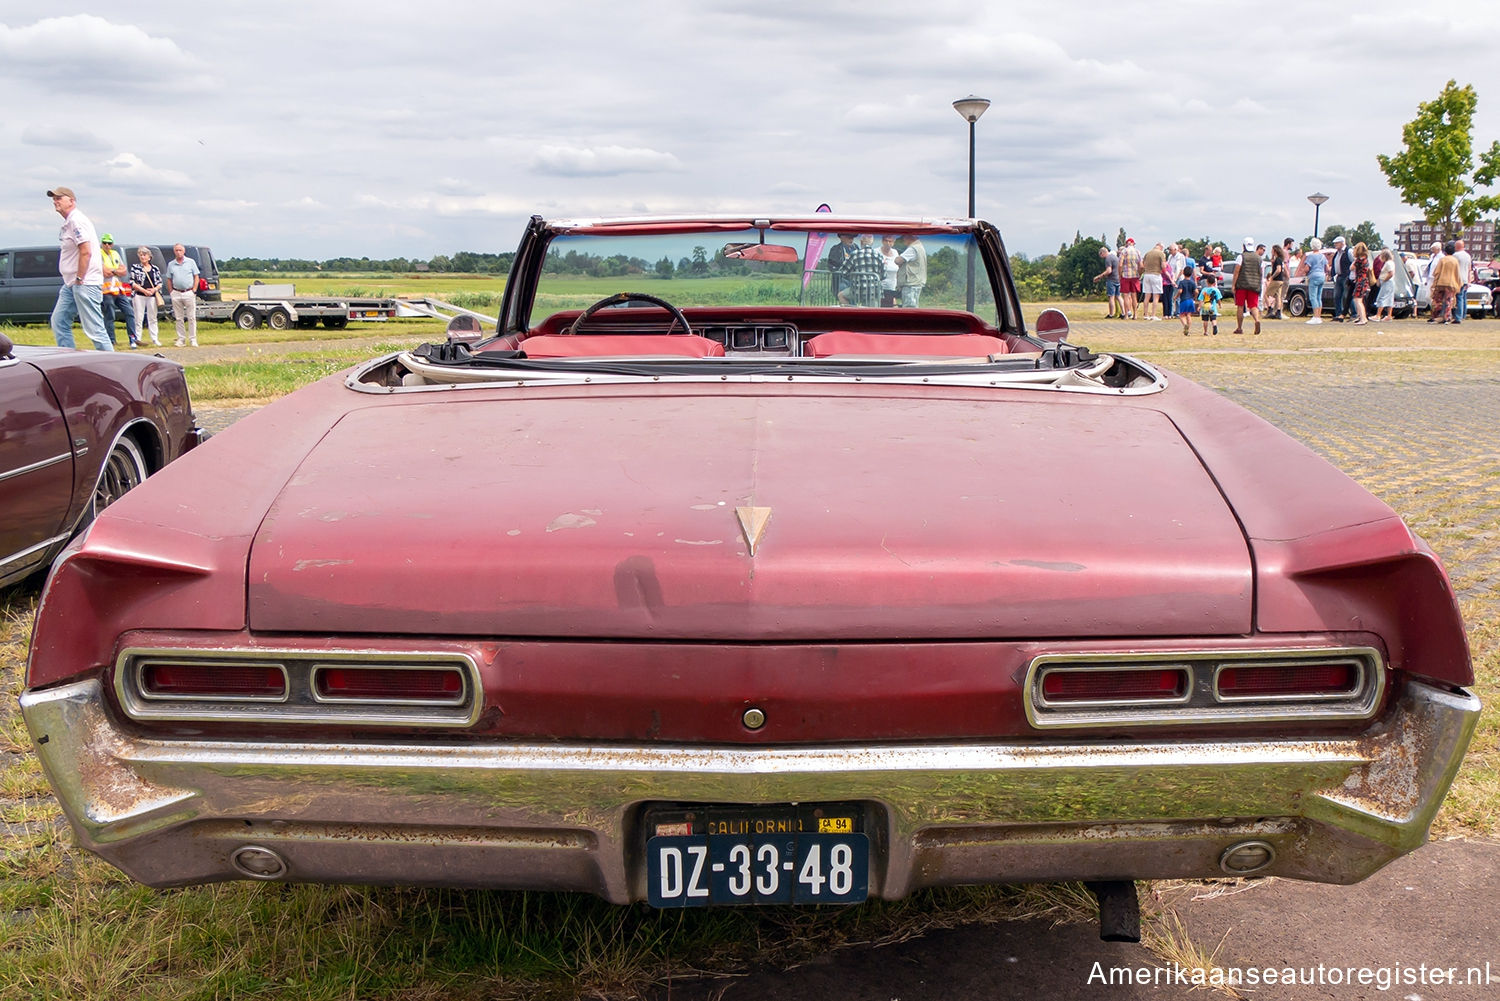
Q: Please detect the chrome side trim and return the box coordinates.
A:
[348,351,1169,397]
[0,532,71,575]
[114,647,481,727]
[1024,647,1385,729]
[0,451,71,483]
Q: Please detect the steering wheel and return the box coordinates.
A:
[567,292,693,336]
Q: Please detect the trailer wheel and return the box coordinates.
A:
[267,309,291,331]
[322,317,349,329]
[234,308,261,330]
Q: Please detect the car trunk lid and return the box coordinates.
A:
[247,391,1252,638]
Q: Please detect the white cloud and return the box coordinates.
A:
[0,15,211,91]
[529,145,684,177]
[102,153,192,191]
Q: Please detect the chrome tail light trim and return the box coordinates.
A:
[1024,647,1385,729]
[115,648,481,727]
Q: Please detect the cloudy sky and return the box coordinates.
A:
[3,2,1497,261]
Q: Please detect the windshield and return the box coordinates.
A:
[532,228,996,322]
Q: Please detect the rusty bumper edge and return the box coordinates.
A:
[19,679,1480,902]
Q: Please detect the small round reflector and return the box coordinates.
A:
[231,845,287,880]
[1219,840,1276,875]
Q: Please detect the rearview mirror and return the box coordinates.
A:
[722,242,799,263]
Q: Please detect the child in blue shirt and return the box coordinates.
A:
[1197,273,1223,336]
[1176,264,1199,336]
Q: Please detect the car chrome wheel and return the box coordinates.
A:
[1286,291,1308,317]
[92,436,148,516]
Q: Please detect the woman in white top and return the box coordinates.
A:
[877,235,900,307]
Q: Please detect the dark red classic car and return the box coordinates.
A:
[1,333,203,589]
[20,216,1478,937]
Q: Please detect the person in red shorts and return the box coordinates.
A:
[1117,237,1142,319]
[1231,237,1263,335]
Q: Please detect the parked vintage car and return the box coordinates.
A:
[0,333,204,588]
[21,215,1479,935]
[1412,269,1492,318]
[1282,250,1417,318]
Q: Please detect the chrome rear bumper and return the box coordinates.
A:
[20,678,1479,902]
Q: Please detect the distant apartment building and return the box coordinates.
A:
[1395,220,1495,257]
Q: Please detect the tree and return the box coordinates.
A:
[1057,235,1107,297]
[1115,227,1128,249]
[1377,80,1500,238]
[1322,222,1384,251]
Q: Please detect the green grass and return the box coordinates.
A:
[183,347,409,402]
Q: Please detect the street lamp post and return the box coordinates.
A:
[953,95,990,312]
[1307,192,1329,244]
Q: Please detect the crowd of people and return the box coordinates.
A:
[828,233,928,307]
[1092,234,1482,332]
[47,185,204,350]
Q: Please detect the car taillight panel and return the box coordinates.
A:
[1215,660,1362,700]
[141,662,288,700]
[1039,666,1191,705]
[117,649,480,726]
[1026,648,1383,729]
[313,666,466,704]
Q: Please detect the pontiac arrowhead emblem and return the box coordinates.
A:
[735,506,772,556]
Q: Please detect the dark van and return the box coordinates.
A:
[0,247,65,323]
[1,243,221,324]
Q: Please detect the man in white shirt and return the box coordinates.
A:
[1452,239,1473,324]
[47,186,111,351]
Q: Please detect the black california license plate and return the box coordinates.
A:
[645,803,869,908]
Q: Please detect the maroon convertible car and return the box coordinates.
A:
[20,215,1478,938]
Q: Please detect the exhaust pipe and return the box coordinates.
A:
[1085,880,1140,942]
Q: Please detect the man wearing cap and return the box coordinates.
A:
[1330,236,1353,321]
[1231,237,1264,335]
[98,234,139,348]
[47,187,111,351]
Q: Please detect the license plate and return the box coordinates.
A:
[645,804,868,907]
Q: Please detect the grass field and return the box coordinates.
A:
[1,315,1496,999]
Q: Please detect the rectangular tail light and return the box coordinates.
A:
[1039,667,1190,705]
[142,662,287,700]
[1215,661,1361,700]
[313,666,466,704]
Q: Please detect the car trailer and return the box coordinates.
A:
[181,283,399,331]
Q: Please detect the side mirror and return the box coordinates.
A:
[445,314,485,344]
[0,333,13,359]
[1034,308,1070,343]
